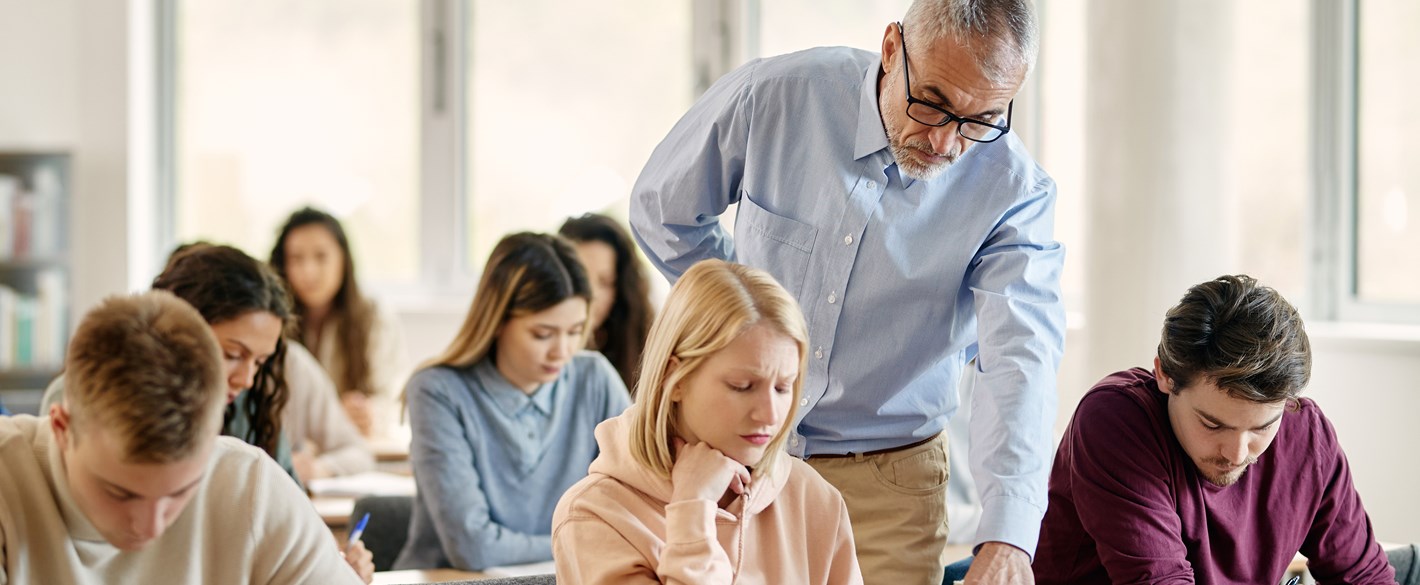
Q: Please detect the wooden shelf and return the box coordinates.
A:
[0,258,67,270]
[0,368,61,389]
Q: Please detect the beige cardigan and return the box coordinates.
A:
[304,301,409,438]
[283,342,376,476]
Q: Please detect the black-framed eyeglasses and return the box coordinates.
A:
[896,22,1012,144]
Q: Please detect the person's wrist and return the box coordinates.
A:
[978,541,1029,561]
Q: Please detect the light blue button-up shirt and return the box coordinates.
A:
[395,352,630,570]
[630,47,1065,555]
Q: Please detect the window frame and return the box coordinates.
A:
[1313,0,1420,323]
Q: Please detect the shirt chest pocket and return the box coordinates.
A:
[734,193,818,296]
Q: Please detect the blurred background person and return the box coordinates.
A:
[559,213,655,392]
[271,206,409,439]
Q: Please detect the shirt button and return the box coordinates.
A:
[867,180,877,190]
[799,398,808,407]
[815,347,824,359]
[827,292,837,304]
[790,436,799,447]
[843,234,853,245]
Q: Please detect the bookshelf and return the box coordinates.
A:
[0,152,70,416]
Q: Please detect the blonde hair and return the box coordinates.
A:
[429,232,591,369]
[629,259,809,480]
[65,290,227,463]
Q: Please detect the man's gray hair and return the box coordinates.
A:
[903,0,1040,85]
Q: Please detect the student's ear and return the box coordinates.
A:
[50,401,72,451]
[1153,357,1173,395]
[666,357,682,402]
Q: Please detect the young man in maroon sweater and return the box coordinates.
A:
[1033,275,1395,584]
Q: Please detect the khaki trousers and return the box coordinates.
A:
[806,433,951,585]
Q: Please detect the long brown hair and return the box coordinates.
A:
[155,243,294,457]
[558,213,653,390]
[431,232,591,369]
[269,207,377,395]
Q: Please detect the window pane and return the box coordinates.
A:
[175,0,420,282]
[1357,0,1420,304]
[464,1,693,267]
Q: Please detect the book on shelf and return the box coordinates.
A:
[0,163,64,263]
[0,174,16,259]
[0,271,67,372]
[0,285,14,370]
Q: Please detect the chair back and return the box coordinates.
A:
[349,495,415,572]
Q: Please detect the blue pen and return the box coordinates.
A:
[347,512,371,548]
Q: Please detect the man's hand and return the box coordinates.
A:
[964,542,1033,584]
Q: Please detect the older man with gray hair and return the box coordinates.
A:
[630,0,1061,583]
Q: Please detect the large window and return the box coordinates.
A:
[462,1,692,266]
[170,0,420,282]
[167,0,692,288]
[163,1,1406,323]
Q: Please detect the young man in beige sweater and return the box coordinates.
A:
[0,290,371,584]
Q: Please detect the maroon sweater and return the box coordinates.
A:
[1033,368,1395,584]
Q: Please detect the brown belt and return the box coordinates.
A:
[806,433,940,459]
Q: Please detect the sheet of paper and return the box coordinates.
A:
[307,471,417,497]
[482,560,557,577]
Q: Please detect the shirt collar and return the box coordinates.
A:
[854,61,892,161]
[476,360,556,418]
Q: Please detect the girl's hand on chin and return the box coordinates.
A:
[669,437,751,504]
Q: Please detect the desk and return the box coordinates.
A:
[314,495,357,528]
[370,437,411,463]
[372,568,487,584]
[1286,553,1311,582]
[1283,541,1403,583]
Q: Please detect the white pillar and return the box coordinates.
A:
[1083,0,1240,384]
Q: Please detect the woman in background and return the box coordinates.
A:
[558,213,653,391]
[552,259,861,584]
[43,244,301,481]
[395,232,630,571]
[271,207,407,437]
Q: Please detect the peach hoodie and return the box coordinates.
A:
[552,412,863,584]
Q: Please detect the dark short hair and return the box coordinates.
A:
[66,291,226,462]
[1157,275,1311,403]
